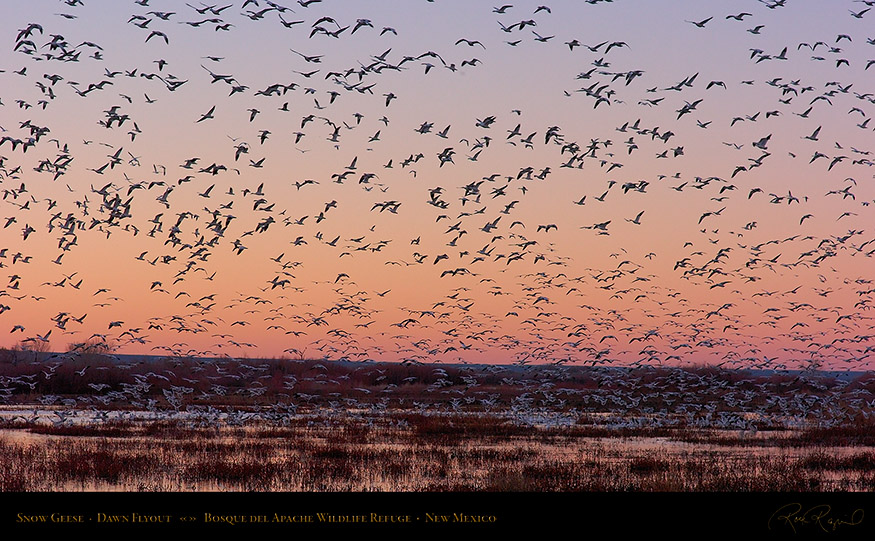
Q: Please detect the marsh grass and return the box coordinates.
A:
[2,357,874,492]
[1,412,873,492]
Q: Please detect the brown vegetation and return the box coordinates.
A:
[1,412,875,492]
[1,351,874,492]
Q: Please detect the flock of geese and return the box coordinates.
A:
[0,0,873,401]
[0,357,870,431]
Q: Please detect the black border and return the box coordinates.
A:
[3,491,873,536]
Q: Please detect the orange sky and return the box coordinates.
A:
[1,0,873,370]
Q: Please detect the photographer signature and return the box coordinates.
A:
[768,503,863,534]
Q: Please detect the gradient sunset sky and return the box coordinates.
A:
[1,0,873,369]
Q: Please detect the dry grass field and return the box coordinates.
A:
[2,350,875,492]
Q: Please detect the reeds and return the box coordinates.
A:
[2,353,874,492]
[2,412,873,492]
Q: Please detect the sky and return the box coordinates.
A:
[1,0,873,370]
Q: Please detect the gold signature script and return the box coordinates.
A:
[768,503,864,534]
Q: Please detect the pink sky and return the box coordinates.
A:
[1,0,873,370]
